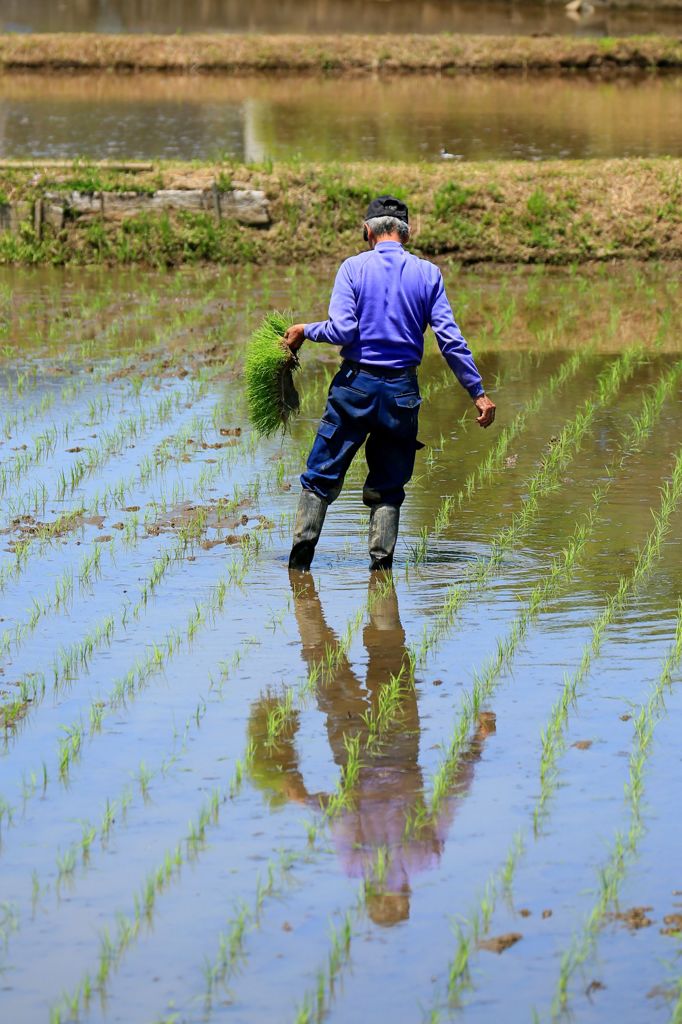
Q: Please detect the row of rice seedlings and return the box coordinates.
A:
[1,385,185,507]
[0,499,228,734]
[264,347,642,753]
[0,542,104,662]
[427,833,527,1011]
[1,471,263,774]
[201,850,300,1011]
[0,378,248,592]
[536,371,682,830]
[19,524,272,795]
[0,279,120,361]
[292,912,355,1024]
[0,355,208,493]
[2,346,231,518]
[429,436,682,1013]
[420,496,606,836]
[48,749,260,1024]
[2,268,228,457]
[430,347,592,538]
[0,376,85,441]
[261,375,677,1018]
[407,344,644,672]
[0,278,166,413]
[411,360,680,835]
[32,345,643,1014]
[3,594,298,964]
[551,594,682,1016]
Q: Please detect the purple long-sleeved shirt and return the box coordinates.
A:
[304,241,484,398]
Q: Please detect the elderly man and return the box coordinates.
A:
[284,194,495,572]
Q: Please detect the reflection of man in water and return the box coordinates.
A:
[248,573,495,926]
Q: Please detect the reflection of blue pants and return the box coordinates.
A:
[301,362,424,507]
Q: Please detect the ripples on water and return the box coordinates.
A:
[1,265,681,1023]
[3,0,682,36]
[1,72,682,162]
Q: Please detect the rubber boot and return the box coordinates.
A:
[288,489,328,571]
[368,504,400,571]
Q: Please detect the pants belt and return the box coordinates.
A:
[342,359,418,380]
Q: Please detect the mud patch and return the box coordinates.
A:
[609,906,654,930]
[660,913,682,936]
[478,932,522,953]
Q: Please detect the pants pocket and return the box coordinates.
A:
[394,393,423,411]
[316,419,337,440]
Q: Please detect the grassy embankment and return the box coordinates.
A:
[0,158,680,266]
[0,32,681,73]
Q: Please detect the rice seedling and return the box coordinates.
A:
[550,597,682,1015]
[293,911,354,1024]
[536,433,682,832]
[424,432,682,1016]
[245,311,300,437]
[2,265,680,1024]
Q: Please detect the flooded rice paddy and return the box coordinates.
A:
[1,261,682,1022]
[2,72,682,162]
[4,0,682,37]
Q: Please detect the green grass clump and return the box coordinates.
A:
[245,311,300,437]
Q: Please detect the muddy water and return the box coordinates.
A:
[0,262,681,1023]
[3,0,681,37]
[2,72,682,161]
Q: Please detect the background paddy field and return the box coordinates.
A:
[1,260,681,1023]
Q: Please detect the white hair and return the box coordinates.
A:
[365,216,410,242]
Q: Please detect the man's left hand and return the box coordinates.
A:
[284,324,306,353]
[474,394,496,428]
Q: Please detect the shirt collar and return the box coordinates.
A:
[375,241,404,251]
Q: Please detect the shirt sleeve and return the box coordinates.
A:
[428,270,484,399]
[304,260,359,347]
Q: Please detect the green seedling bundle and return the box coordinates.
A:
[245,311,301,437]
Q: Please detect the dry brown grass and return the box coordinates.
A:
[0,32,680,74]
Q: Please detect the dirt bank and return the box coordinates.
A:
[0,32,681,74]
[0,158,680,266]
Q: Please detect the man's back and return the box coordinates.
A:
[305,240,484,397]
[340,241,436,365]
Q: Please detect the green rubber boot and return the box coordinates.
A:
[288,489,328,571]
[368,503,400,571]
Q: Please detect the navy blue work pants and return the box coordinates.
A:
[300,362,424,508]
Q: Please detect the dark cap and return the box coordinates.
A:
[365,195,409,225]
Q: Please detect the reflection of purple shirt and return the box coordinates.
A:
[329,787,446,893]
[304,241,484,398]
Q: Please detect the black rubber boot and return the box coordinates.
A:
[288,489,328,571]
[368,504,400,571]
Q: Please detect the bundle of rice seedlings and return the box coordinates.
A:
[245,311,301,437]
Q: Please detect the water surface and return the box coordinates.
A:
[2,72,681,161]
[0,262,681,1023]
[3,0,681,37]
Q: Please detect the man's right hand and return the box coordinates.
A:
[474,393,496,428]
[284,324,306,354]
